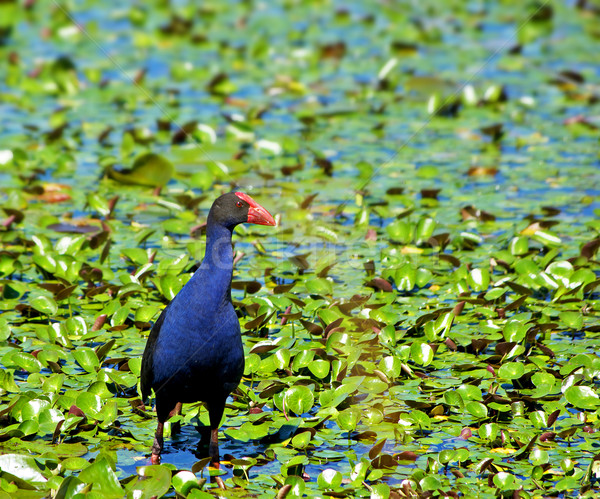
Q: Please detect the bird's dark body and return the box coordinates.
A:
[140,192,275,464]
[140,277,244,421]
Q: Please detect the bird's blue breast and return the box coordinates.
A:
[150,270,244,397]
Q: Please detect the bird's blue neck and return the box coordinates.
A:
[188,222,235,304]
[203,222,234,269]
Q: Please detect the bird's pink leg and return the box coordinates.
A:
[170,402,182,435]
[151,421,164,464]
[209,427,220,468]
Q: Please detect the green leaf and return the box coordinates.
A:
[284,476,306,497]
[79,457,123,497]
[0,454,48,483]
[415,217,436,244]
[467,268,490,292]
[465,401,487,419]
[75,392,102,417]
[503,319,527,342]
[565,385,600,409]
[317,468,342,489]
[394,264,416,291]
[30,295,58,316]
[337,408,360,431]
[379,356,402,379]
[410,342,434,366]
[108,153,174,186]
[493,471,516,490]
[172,470,201,496]
[498,362,525,380]
[290,431,311,449]
[283,385,314,416]
[305,277,333,295]
[308,359,330,379]
[72,347,100,373]
[386,220,412,243]
[509,236,529,256]
[11,351,44,373]
[530,448,549,466]
[0,318,11,341]
[559,311,583,330]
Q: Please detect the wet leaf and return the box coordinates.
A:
[108,153,174,186]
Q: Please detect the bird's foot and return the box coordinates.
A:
[150,452,161,465]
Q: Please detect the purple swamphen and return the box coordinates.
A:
[140,192,276,465]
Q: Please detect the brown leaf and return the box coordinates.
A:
[68,405,85,418]
[314,156,333,176]
[206,72,229,95]
[249,343,277,354]
[460,205,496,222]
[52,419,64,444]
[505,295,528,311]
[299,319,323,336]
[480,123,504,142]
[300,193,318,209]
[421,188,441,199]
[439,254,461,267]
[467,166,498,177]
[246,312,275,331]
[281,163,303,176]
[3,208,24,223]
[231,280,261,294]
[452,301,466,316]
[504,281,533,296]
[337,294,370,315]
[395,450,417,462]
[281,312,302,325]
[445,338,457,351]
[539,431,556,442]
[353,430,377,441]
[547,409,560,427]
[495,342,517,356]
[471,339,492,353]
[55,285,77,301]
[324,318,344,335]
[320,41,346,59]
[317,263,336,278]
[371,454,398,469]
[368,438,387,460]
[289,254,310,270]
[559,427,577,439]
[171,120,198,144]
[535,342,555,358]
[581,238,600,259]
[365,277,393,292]
[277,484,292,499]
[274,283,296,294]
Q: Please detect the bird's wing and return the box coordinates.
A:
[140,302,171,401]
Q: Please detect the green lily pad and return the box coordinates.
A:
[108,153,174,186]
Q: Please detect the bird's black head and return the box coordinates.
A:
[208,192,276,230]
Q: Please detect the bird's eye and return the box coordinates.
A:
[236,201,243,208]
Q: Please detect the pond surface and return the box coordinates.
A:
[1,1,600,497]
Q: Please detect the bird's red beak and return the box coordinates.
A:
[235,192,276,226]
